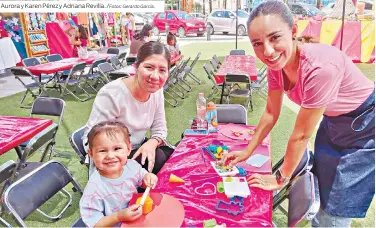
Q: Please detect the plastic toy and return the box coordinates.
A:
[194,182,216,196]
[237,167,247,176]
[217,182,224,193]
[204,141,230,161]
[136,195,153,214]
[215,200,244,216]
[203,218,217,228]
[210,161,239,177]
[223,176,250,198]
[248,129,255,135]
[230,196,245,206]
[169,174,185,183]
[231,130,243,137]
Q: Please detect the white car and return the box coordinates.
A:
[321,2,335,15]
[206,9,249,36]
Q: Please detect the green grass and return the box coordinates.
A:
[0,41,374,227]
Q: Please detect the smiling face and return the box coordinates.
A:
[88,132,131,179]
[136,54,169,93]
[248,14,295,70]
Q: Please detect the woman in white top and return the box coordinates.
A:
[84,41,173,174]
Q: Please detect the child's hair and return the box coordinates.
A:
[78,25,88,39]
[134,24,153,41]
[166,32,177,47]
[87,121,131,149]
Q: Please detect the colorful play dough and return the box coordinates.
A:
[136,196,153,214]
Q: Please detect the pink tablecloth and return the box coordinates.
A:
[0,116,53,155]
[153,124,273,227]
[26,53,115,75]
[215,55,258,84]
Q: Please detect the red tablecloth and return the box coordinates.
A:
[152,124,273,227]
[0,116,53,155]
[26,53,115,75]
[215,55,258,84]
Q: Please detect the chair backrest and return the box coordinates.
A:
[203,63,214,78]
[3,161,74,221]
[189,52,201,68]
[210,58,219,70]
[230,49,246,55]
[22,57,40,67]
[30,97,65,126]
[69,126,87,164]
[291,148,314,180]
[126,56,137,66]
[10,67,34,78]
[46,54,63,63]
[107,47,120,55]
[118,52,127,63]
[288,172,320,227]
[67,62,87,79]
[109,56,123,70]
[89,58,107,73]
[216,104,248,124]
[213,54,221,64]
[98,62,115,74]
[177,57,191,74]
[225,73,250,84]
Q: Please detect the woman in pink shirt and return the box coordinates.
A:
[70,25,88,57]
[223,1,374,226]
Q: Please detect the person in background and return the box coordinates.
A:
[80,121,158,227]
[129,24,153,56]
[126,13,135,43]
[70,25,88,57]
[223,1,374,227]
[166,32,180,56]
[121,13,129,46]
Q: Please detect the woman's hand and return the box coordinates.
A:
[143,173,158,189]
[117,204,142,222]
[132,139,158,172]
[222,150,251,167]
[247,174,284,191]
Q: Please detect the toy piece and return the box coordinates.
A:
[136,195,154,214]
[217,182,224,193]
[237,167,247,176]
[223,176,250,198]
[203,218,217,228]
[230,196,245,206]
[231,130,243,137]
[248,129,255,135]
[215,200,244,216]
[169,174,185,183]
[210,161,239,177]
[194,182,216,196]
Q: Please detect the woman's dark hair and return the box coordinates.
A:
[166,32,177,47]
[134,24,153,41]
[247,1,294,29]
[87,121,131,149]
[78,25,88,39]
[136,41,171,68]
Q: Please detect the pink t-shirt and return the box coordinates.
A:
[268,43,374,116]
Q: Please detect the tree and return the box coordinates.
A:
[194,3,203,13]
[209,0,212,13]
[224,0,227,9]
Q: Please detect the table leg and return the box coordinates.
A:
[15,146,23,160]
[219,82,226,104]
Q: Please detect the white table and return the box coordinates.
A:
[0,37,21,72]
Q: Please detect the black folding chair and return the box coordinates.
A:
[58,62,91,102]
[86,58,108,92]
[210,58,220,72]
[182,52,201,85]
[225,73,253,111]
[69,126,90,178]
[126,56,137,66]
[109,56,124,70]
[98,62,116,82]
[229,49,246,55]
[216,104,248,124]
[71,217,86,227]
[46,54,63,62]
[118,52,127,65]
[11,67,50,109]
[2,161,83,227]
[203,63,221,101]
[22,57,54,81]
[107,47,120,55]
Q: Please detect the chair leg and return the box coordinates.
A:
[19,90,31,109]
[164,91,179,107]
[169,86,185,99]
[188,72,201,84]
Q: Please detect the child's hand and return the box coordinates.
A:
[117,204,142,222]
[143,173,158,189]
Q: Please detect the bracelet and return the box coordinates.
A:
[151,137,162,146]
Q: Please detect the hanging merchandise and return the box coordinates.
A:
[2,13,27,59]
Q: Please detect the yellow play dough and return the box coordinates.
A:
[136,196,154,214]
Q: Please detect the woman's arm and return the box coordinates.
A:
[150,90,167,145]
[280,106,325,178]
[70,34,81,46]
[244,88,284,156]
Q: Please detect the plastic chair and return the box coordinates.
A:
[216,104,248,124]
[2,161,83,227]
[11,67,50,109]
[229,49,246,55]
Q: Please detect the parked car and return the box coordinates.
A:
[321,2,336,15]
[206,9,249,36]
[289,3,326,17]
[152,10,206,37]
[190,12,206,20]
[134,13,153,25]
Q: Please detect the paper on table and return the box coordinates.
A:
[246,154,270,168]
